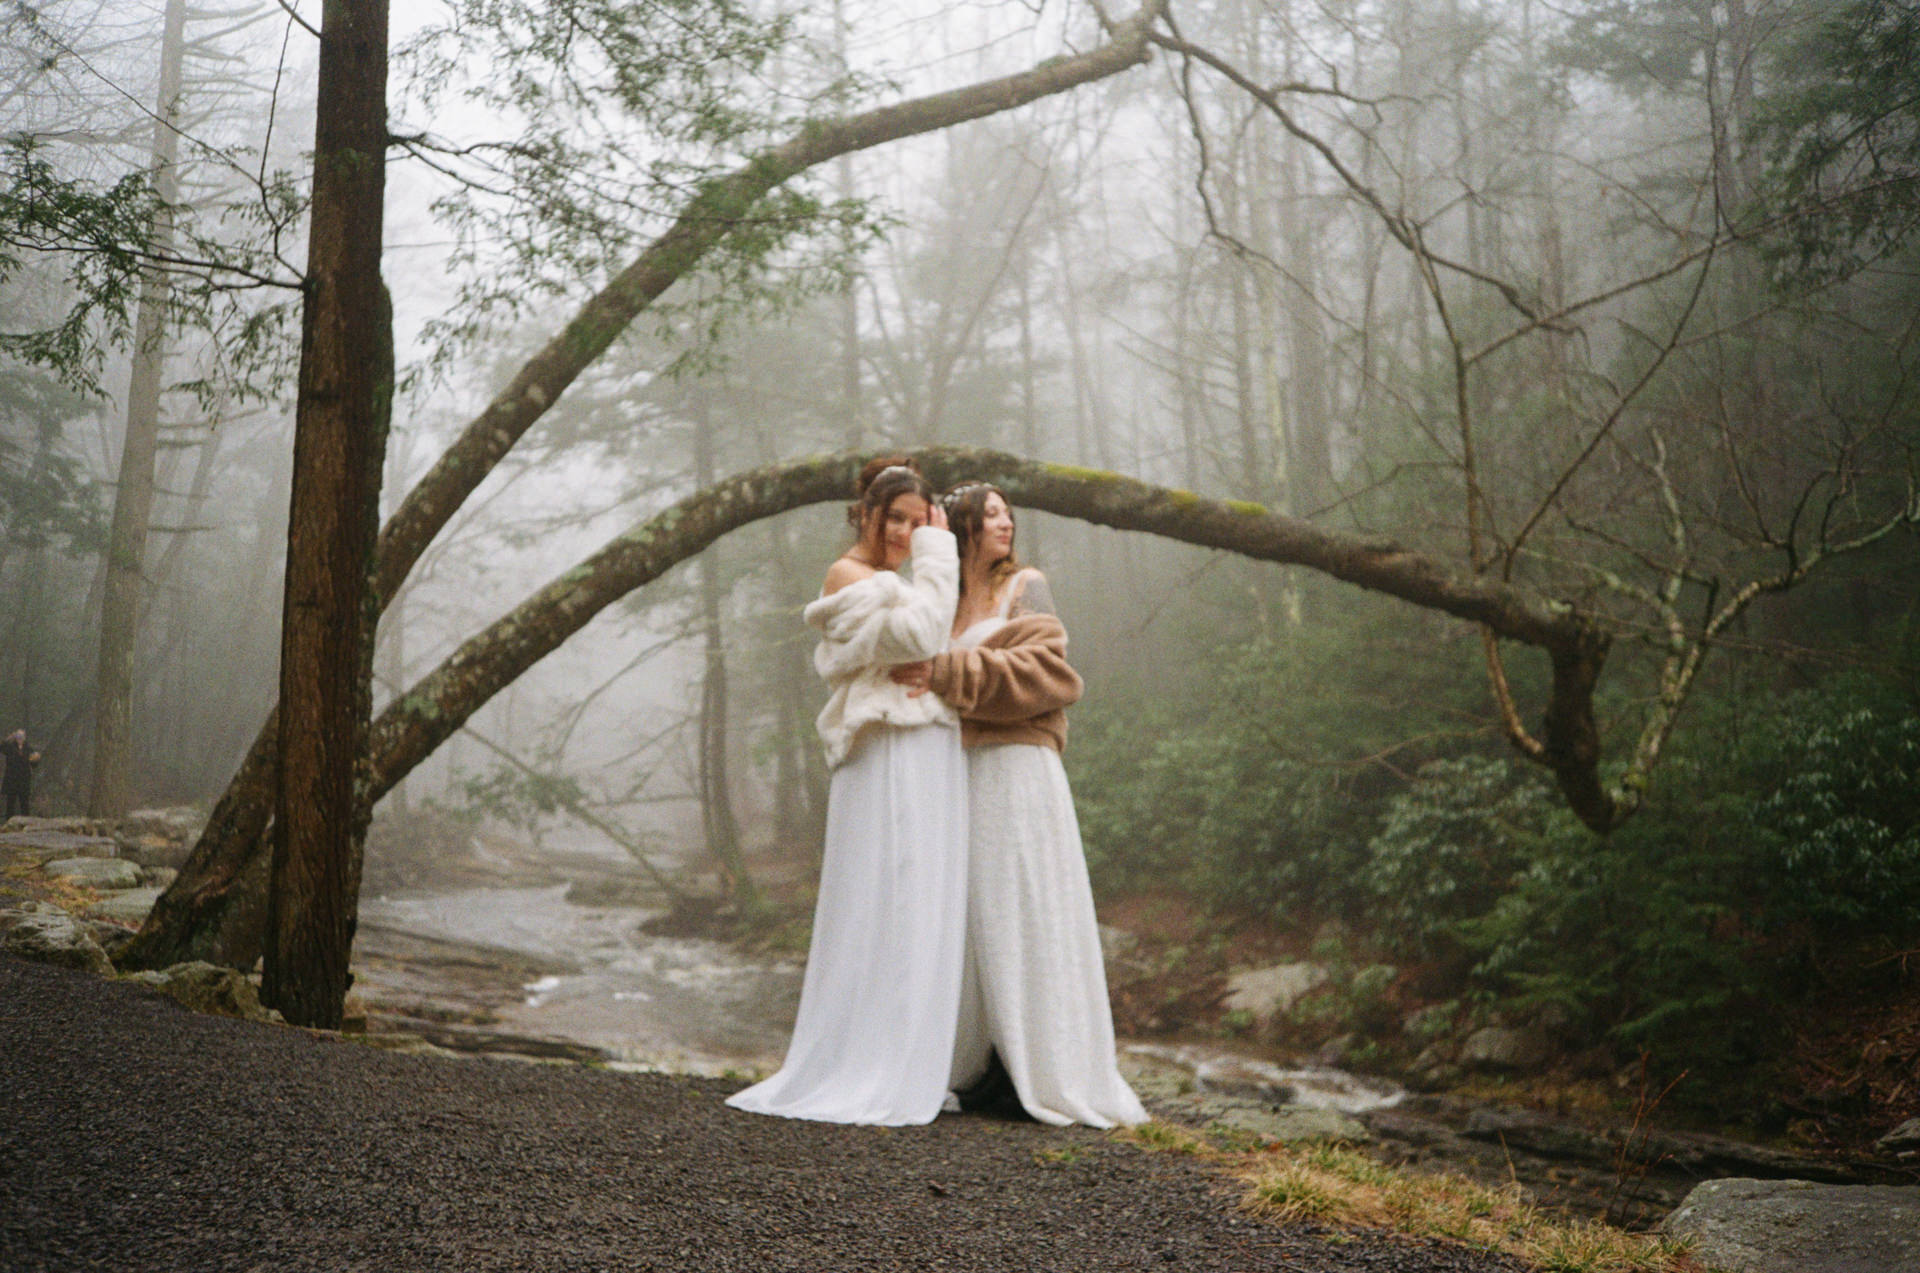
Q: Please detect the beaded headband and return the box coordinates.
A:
[941,481,997,508]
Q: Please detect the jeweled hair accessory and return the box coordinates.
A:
[872,463,918,482]
[941,481,994,508]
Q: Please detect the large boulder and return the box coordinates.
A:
[44,857,145,890]
[1874,1118,1920,1160]
[0,816,108,836]
[1458,1024,1551,1072]
[119,806,205,840]
[0,902,115,976]
[124,961,281,1023]
[1663,1178,1920,1273]
[115,832,193,870]
[86,887,164,924]
[1221,962,1330,1029]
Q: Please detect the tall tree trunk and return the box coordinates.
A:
[259,0,390,1029]
[831,0,863,450]
[1274,25,1332,518]
[118,6,1165,972]
[764,517,820,854]
[692,398,754,912]
[89,0,186,817]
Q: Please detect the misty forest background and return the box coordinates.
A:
[3,0,1916,1137]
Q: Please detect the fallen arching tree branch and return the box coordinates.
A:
[366,448,1614,829]
[126,447,1624,970]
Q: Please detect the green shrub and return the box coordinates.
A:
[1751,690,1920,937]
[1363,756,1566,956]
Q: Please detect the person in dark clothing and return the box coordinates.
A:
[2,730,39,819]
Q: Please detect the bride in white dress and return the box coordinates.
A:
[895,483,1147,1128]
[727,458,968,1126]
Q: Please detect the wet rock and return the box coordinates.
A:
[1196,1054,1299,1103]
[1118,1048,1197,1102]
[44,857,145,890]
[1458,1024,1550,1071]
[124,961,280,1023]
[1213,1103,1370,1144]
[0,902,115,976]
[84,918,133,946]
[117,832,192,870]
[87,887,164,924]
[1405,1044,1463,1091]
[1,816,108,836]
[1464,1106,1614,1159]
[1662,1178,1920,1273]
[1314,1032,1361,1066]
[120,806,205,840]
[1221,962,1329,1029]
[0,830,119,868]
[1127,1043,1404,1120]
[1875,1118,1920,1159]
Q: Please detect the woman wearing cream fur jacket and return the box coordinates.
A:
[727,458,968,1126]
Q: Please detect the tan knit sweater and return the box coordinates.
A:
[925,612,1083,752]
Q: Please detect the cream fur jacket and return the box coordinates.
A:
[803,525,959,769]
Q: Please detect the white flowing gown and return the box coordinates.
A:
[948,580,1148,1128]
[728,528,968,1126]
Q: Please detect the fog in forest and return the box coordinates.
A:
[4,0,1916,1145]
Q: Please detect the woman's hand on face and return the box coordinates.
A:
[923,502,949,532]
[890,660,932,697]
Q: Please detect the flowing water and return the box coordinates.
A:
[354,879,1406,1116]
[357,884,803,1074]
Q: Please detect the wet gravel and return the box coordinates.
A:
[1,956,1525,1272]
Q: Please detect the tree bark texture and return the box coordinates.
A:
[139,447,1623,967]
[258,0,390,1029]
[117,3,1167,972]
[89,0,186,817]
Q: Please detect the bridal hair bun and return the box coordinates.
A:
[848,455,934,530]
[854,454,922,497]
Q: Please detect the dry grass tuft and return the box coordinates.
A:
[1120,1122,1708,1273]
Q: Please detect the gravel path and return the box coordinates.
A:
[1,956,1525,1272]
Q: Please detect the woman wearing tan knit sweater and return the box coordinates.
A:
[895,484,1147,1127]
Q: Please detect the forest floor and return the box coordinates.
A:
[1,953,1536,1273]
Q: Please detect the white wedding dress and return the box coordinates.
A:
[728,528,968,1126]
[948,575,1147,1128]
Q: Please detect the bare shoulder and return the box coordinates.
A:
[822,556,877,597]
[1008,567,1058,617]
